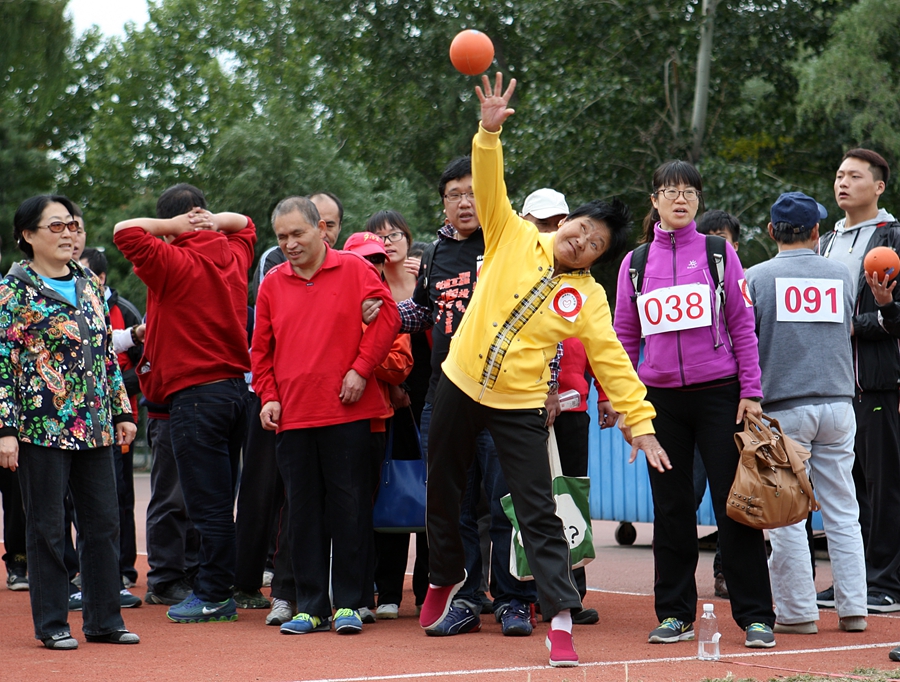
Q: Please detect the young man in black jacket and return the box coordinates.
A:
[819,148,900,614]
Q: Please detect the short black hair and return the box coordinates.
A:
[771,221,815,245]
[408,240,428,259]
[641,160,705,243]
[366,210,412,245]
[156,183,207,219]
[567,198,633,266]
[14,194,77,259]
[697,209,741,244]
[71,202,84,218]
[438,156,471,200]
[80,247,108,275]
[842,148,890,186]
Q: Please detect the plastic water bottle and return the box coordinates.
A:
[558,389,581,412]
[697,603,721,661]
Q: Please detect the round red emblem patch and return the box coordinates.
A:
[553,287,583,316]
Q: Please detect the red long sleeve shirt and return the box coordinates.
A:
[251,248,400,431]
[114,221,256,404]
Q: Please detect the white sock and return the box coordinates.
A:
[551,609,573,633]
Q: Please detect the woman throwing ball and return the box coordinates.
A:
[418,73,664,668]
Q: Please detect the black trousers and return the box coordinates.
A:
[276,420,372,617]
[0,466,26,569]
[234,393,284,592]
[646,381,774,629]
[146,418,199,592]
[854,390,900,598]
[426,376,581,620]
[552,410,590,599]
[112,442,137,583]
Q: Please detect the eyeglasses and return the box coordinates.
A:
[656,188,701,202]
[443,191,475,204]
[38,221,85,234]
[382,231,405,244]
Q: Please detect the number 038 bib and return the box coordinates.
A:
[637,283,712,336]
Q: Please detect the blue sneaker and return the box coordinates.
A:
[496,599,533,636]
[333,608,363,634]
[425,600,481,637]
[280,613,330,635]
[166,593,237,623]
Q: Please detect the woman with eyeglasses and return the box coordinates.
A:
[364,210,432,618]
[0,195,139,649]
[613,162,776,649]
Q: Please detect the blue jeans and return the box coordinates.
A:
[17,442,124,640]
[421,401,535,611]
[169,378,248,602]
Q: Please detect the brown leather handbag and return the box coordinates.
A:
[727,413,820,529]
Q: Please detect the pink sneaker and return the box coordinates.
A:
[419,573,466,630]
[545,628,579,667]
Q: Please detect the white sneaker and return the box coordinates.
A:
[266,598,294,626]
[359,606,377,623]
[376,603,399,619]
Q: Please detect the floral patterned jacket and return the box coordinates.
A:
[0,261,133,450]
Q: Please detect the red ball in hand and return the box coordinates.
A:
[864,246,900,282]
[449,30,494,76]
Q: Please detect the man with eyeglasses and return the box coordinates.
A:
[388,156,538,638]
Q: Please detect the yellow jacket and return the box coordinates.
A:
[442,124,656,437]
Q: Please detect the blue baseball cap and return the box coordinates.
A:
[770,192,828,231]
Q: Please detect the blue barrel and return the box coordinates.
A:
[584,386,823,535]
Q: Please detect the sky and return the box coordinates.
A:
[67,0,150,37]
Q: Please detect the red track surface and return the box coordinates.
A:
[2,512,899,681]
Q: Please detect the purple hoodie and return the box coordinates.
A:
[614,221,762,399]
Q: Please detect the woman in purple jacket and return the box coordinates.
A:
[613,161,776,649]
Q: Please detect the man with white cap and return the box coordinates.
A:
[745,191,867,635]
[521,188,570,234]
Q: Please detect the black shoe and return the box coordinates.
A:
[890,646,900,662]
[42,632,78,650]
[816,585,835,609]
[85,630,140,644]
[867,592,900,613]
[476,591,494,615]
[145,580,192,606]
[573,608,599,625]
[714,573,729,599]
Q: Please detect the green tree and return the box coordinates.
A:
[796,0,900,200]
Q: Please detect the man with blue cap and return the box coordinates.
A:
[745,191,868,635]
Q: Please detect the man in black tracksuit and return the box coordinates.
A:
[819,148,900,614]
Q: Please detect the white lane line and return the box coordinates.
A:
[289,640,900,682]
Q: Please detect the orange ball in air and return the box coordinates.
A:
[449,30,495,76]
[864,246,900,281]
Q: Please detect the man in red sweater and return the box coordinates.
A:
[113,183,256,624]
[252,196,399,635]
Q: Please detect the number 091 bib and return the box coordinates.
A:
[775,278,844,322]
[637,283,712,336]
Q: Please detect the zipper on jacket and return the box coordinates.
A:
[670,233,686,386]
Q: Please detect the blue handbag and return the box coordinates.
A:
[372,409,427,533]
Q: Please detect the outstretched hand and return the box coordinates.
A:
[476,72,516,133]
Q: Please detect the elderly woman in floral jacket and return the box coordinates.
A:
[0,194,139,650]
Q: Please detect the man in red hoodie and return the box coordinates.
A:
[252,196,399,636]
[113,183,256,624]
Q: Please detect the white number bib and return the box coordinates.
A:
[637,283,712,336]
[775,278,843,322]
